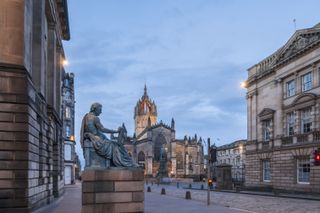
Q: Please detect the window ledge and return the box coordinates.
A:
[297,182,310,185]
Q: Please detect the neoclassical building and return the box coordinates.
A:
[0,0,70,211]
[245,23,320,193]
[124,86,205,179]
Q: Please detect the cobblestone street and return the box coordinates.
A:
[146,183,320,213]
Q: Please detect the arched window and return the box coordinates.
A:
[138,151,145,163]
[188,155,193,171]
[176,152,183,169]
[154,134,166,161]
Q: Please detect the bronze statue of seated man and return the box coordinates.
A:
[80,102,138,168]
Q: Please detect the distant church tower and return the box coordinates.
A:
[134,85,157,137]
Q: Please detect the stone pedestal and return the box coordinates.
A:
[82,168,144,213]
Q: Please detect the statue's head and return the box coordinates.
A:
[90,102,102,115]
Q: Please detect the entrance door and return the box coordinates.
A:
[64,166,72,184]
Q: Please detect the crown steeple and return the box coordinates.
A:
[134,85,157,138]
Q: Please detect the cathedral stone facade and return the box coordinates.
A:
[245,23,320,194]
[124,86,205,179]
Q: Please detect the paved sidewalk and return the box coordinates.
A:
[35,182,82,213]
[36,182,249,213]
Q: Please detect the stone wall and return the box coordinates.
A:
[245,145,320,193]
[0,0,69,211]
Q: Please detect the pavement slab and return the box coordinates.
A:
[35,182,320,213]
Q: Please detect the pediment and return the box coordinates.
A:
[251,23,320,80]
[276,28,320,64]
[284,93,317,111]
[258,108,275,121]
[258,108,275,117]
[292,93,317,105]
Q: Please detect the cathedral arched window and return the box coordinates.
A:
[138,151,145,163]
[154,134,166,161]
[176,152,183,169]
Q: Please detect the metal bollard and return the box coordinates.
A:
[185,191,191,199]
[189,184,192,189]
[161,188,166,195]
[147,186,151,192]
[201,184,204,190]
[177,182,179,188]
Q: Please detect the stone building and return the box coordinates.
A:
[216,140,246,181]
[62,72,80,184]
[124,86,205,179]
[245,23,320,193]
[0,0,70,211]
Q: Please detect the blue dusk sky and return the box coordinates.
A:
[63,0,320,166]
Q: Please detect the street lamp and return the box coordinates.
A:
[240,81,247,88]
[62,59,69,66]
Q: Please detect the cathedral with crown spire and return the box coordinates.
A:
[124,85,205,180]
[134,85,157,137]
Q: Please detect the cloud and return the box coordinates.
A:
[188,99,228,119]
[65,0,320,168]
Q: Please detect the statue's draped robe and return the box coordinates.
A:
[80,112,137,167]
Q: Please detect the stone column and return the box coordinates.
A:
[82,168,144,213]
[46,23,57,108]
[247,94,252,140]
[31,0,47,95]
